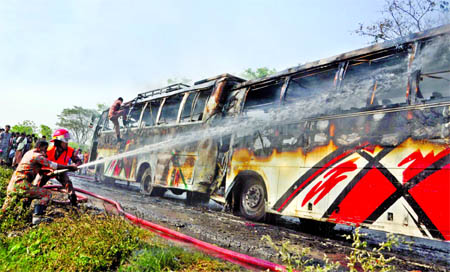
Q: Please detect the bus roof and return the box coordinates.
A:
[125,73,244,105]
[233,23,450,89]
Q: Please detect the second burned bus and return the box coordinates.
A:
[90,24,450,241]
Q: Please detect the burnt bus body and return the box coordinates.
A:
[90,24,450,241]
[221,24,450,241]
[90,74,245,201]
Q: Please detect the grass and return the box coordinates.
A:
[0,166,240,271]
[262,225,407,272]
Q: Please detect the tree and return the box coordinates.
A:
[56,106,98,145]
[96,103,109,113]
[355,0,449,43]
[40,124,52,139]
[11,120,38,135]
[241,67,277,80]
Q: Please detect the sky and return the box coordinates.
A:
[0,0,390,130]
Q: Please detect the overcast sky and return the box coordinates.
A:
[0,0,389,130]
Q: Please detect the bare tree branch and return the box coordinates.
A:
[354,0,448,43]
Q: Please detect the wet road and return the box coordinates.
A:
[71,176,449,271]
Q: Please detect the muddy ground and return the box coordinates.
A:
[70,176,449,271]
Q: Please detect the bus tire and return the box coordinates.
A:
[239,177,266,221]
[140,168,165,196]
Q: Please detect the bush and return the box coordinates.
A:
[0,214,150,271]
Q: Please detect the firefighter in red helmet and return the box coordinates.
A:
[36,129,82,205]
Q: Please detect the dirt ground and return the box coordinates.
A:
[70,176,449,271]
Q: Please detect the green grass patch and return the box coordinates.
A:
[119,240,239,272]
[0,214,150,271]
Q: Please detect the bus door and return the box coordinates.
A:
[191,85,222,194]
[153,93,186,188]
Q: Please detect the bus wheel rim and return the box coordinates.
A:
[245,185,263,210]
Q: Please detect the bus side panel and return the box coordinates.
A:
[153,124,201,189]
[103,129,141,181]
[256,105,450,240]
[315,107,449,240]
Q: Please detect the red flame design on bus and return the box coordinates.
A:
[398,148,450,184]
[302,157,358,206]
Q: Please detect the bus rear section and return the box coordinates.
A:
[223,25,450,241]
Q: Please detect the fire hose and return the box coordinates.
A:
[45,185,288,271]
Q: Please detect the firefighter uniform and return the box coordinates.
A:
[37,145,79,195]
[1,149,57,213]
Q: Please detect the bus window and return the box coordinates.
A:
[192,88,212,121]
[340,62,375,110]
[127,103,145,128]
[142,100,162,127]
[417,37,450,102]
[180,92,196,122]
[366,52,408,106]
[285,69,336,105]
[244,82,283,115]
[159,94,183,124]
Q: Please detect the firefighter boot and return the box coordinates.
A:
[69,193,78,206]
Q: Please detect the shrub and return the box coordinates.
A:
[0,213,151,271]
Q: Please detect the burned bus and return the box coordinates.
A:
[90,24,450,241]
[89,74,245,202]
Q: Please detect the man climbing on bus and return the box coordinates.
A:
[36,129,82,206]
[109,97,129,142]
[1,140,77,224]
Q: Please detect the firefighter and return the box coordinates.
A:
[109,97,128,142]
[36,129,82,205]
[1,140,77,224]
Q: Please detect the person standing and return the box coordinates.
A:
[109,97,128,142]
[1,140,77,224]
[0,125,11,165]
[13,132,27,168]
[36,129,82,205]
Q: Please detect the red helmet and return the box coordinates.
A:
[51,128,71,143]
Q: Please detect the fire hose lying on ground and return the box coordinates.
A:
[45,184,288,272]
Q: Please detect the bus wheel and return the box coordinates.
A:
[239,178,266,221]
[140,168,165,196]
